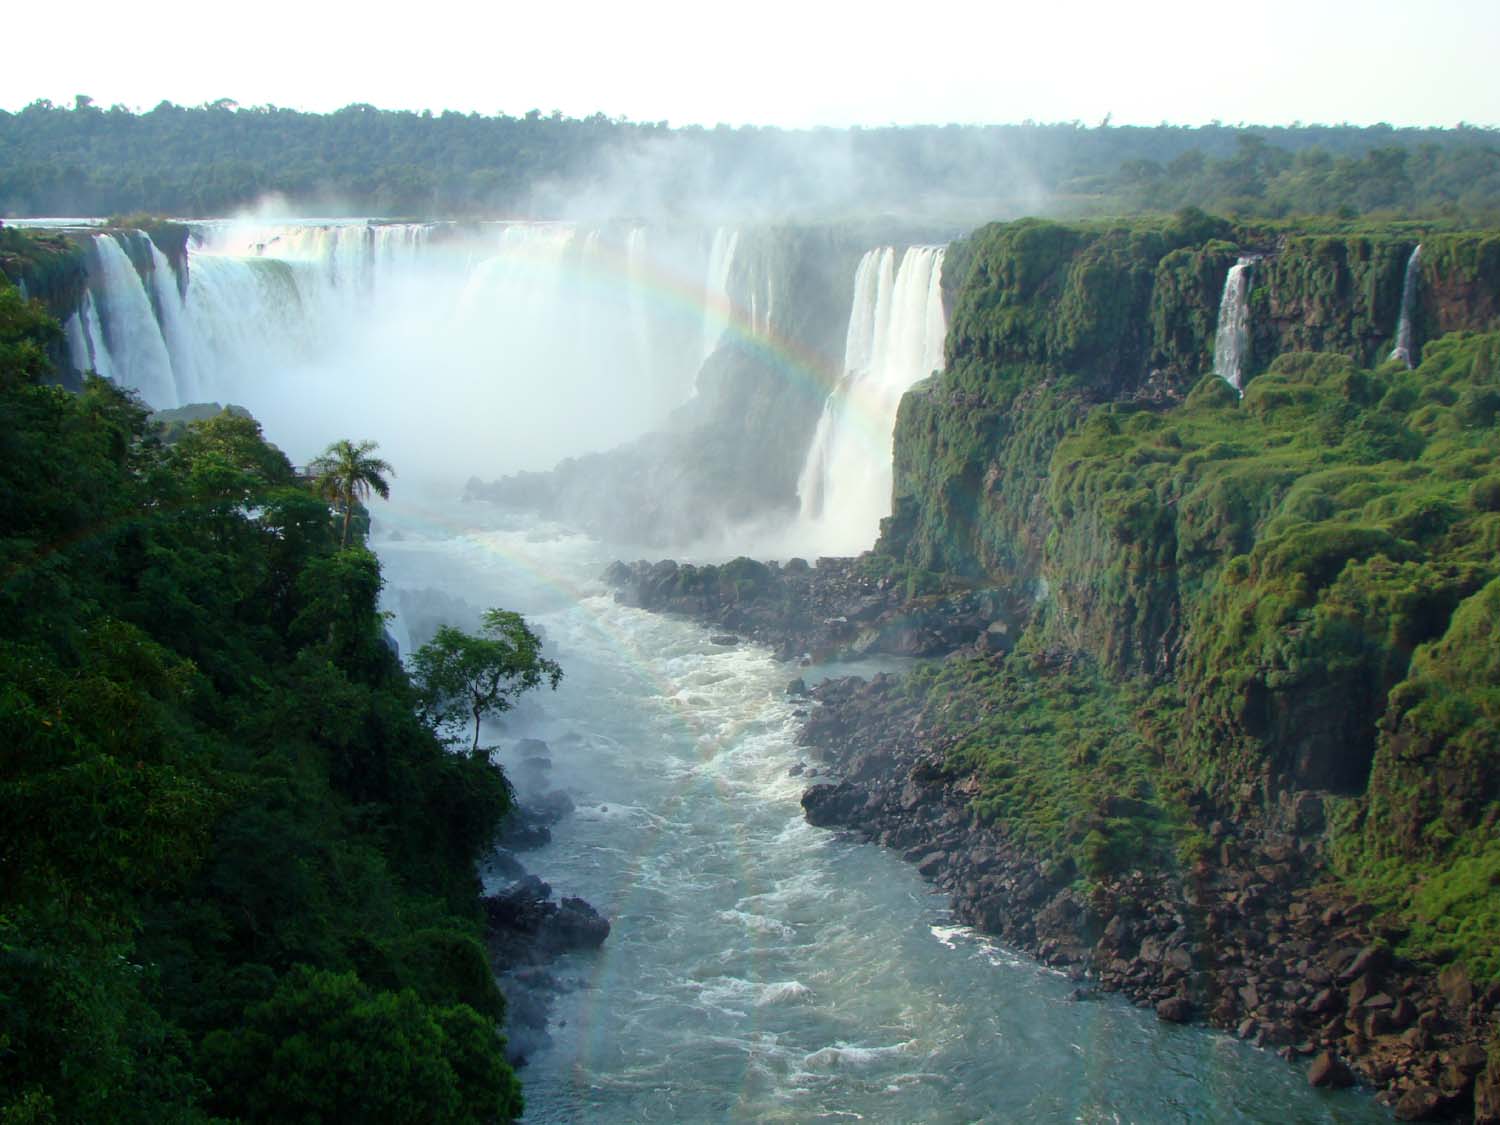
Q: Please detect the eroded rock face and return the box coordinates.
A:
[792,668,1499,1120]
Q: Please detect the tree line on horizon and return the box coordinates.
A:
[0,96,1497,220]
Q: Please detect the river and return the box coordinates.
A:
[373,490,1386,1124]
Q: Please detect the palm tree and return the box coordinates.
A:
[308,439,394,548]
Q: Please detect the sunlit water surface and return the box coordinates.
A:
[374,493,1384,1124]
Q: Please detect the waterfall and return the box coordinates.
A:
[1212,257,1255,393]
[701,227,739,362]
[86,233,179,406]
[1390,244,1422,368]
[795,245,946,554]
[146,241,200,402]
[53,218,714,475]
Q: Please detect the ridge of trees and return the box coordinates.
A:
[0,97,1497,220]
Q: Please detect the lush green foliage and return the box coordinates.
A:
[308,438,395,549]
[892,214,1500,980]
[1,99,1497,218]
[0,279,522,1120]
[1019,334,1497,976]
[412,610,563,753]
[884,216,1500,579]
[907,645,1182,878]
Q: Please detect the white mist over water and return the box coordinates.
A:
[793,245,946,556]
[1212,256,1256,394]
[64,219,716,481]
[1390,243,1422,368]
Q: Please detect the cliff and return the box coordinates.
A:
[840,215,1500,1115]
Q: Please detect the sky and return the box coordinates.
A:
[4,0,1498,128]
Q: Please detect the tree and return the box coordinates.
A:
[411,609,562,754]
[308,438,393,548]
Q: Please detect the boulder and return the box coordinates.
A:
[1393,1086,1446,1121]
[1156,996,1193,1023]
[1308,1050,1356,1088]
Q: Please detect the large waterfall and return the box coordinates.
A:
[59,220,720,478]
[794,245,946,555]
[1390,243,1422,368]
[1212,256,1256,393]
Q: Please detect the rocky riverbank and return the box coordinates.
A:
[604,558,1500,1122]
[797,669,1500,1122]
[480,737,611,1066]
[604,555,1029,663]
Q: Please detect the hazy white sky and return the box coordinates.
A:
[5,0,1497,128]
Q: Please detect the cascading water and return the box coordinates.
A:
[61,218,714,477]
[85,232,179,406]
[1390,244,1422,368]
[794,245,946,555]
[701,227,740,363]
[1212,256,1255,394]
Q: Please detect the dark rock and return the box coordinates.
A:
[710,634,740,646]
[1475,1059,1500,1124]
[1308,1050,1356,1088]
[1454,1044,1490,1076]
[1438,964,1474,1011]
[801,782,862,827]
[1156,996,1193,1023]
[1340,944,1392,984]
[1388,996,1418,1030]
[1393,1086,1446,1121]
[531,789,575,823]
[548,896,611,951]
[1308,987,1342,1015]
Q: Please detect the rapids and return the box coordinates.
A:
[372,494,1386,1124]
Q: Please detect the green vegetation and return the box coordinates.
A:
[1042,333,1499,975]
[0,274,528,1120]
[309,437,395,549]
[412,610,564,754]
[1,99,1497,218]
[907,644,1181,879]
[884,213,1500,982]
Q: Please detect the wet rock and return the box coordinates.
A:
[1156,996,1193,1023]
[482,875,611,967]
[1308,1050,1356,1088]
[710,634,740,646]
[801,782,863,827]
[530,789,576,823]
[549,896,611,951]
[1393,1086,1447,1121]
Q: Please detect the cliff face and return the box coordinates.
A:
[876,215,1500,1007]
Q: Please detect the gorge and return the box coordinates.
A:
[4,208,1500,1122]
